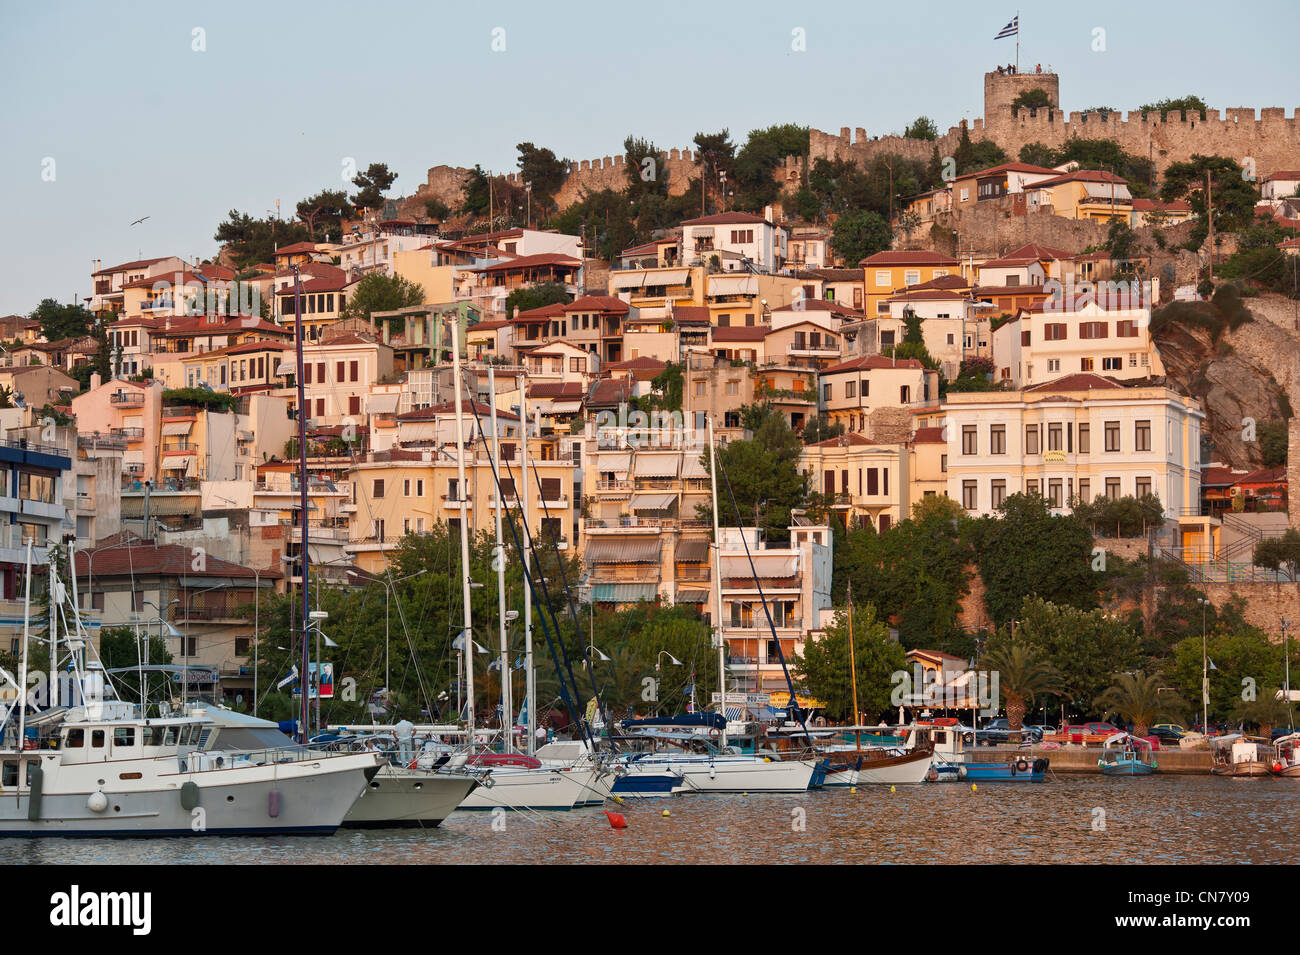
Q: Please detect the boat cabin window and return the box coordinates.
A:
[163,726,178,746]
[142,726,160,747]
[183,725,200,745]
[91,730,105,748]
[1,761,16,787]
[114,727,135,747]
[66,728,84,748]
[934,731,947,744]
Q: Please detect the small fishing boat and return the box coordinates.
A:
[823,746,935,785]
[1210,734,1273,777]
[962,755,1049,782]
[1272,733,1300,777]
[1098,732,1157,776]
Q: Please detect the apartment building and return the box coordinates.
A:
[799,433,909,532]
[681,210,787,273]
[71,377,165,483]
[992,291,1165,388]
[819,356,939,432]
[861,250,961,317]
[714,523,832,694]
[942,374,1204,518]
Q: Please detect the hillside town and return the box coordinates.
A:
[3,65,1298,749]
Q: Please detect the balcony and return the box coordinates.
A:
[441,495,472,509]
[109,391,145,408]
[78,432,127,451]
[113,427,146,442]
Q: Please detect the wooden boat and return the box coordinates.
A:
[1271,732,1300,777]
[1209,734,1273,777]
[823,745,935,785]
[1098,732,1157,776]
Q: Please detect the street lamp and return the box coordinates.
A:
[1197,597,1211,733]
[656,651,682,671]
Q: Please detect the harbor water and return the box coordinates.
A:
[3,774,1294,865]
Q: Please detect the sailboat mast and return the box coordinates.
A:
[17,542,31,747]
[847,582,859,747]
[292,265,310,744]
[450,319,476,744]
[707,416,727,747]
[488,365,512,751]
[519,372,534,754]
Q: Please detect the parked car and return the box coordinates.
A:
[1148,725,1184,744]
[1025,724,1057,737]
[976,719,1042,743]
[1152,723,1187,736]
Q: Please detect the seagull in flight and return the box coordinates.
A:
[130,215,150,227]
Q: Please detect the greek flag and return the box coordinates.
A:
[995,16,1018,39]
[276,664,298,691]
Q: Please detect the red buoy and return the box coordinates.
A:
[604,810,627,830]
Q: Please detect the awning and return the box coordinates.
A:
[549,400,582,414]
[681,455,709,479]
[721,554,798,578]
[162,421,192,436]
[725,706,746,721]
[123,450,144,465]
[1083,182,1133,201]
[708,275,759,296]
[630,493,676,511]
[592,582,658,603]
[646,268,689,286]
[676,539,710,562]
[676,589,709,603]
[609,272,650,290]
[368,393,400,414]
[634,454,679,477]
[585,538,660,563]
[595,453,631,473]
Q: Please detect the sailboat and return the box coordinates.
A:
[0,543,381,836]
[279,266,480,827]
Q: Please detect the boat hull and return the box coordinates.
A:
[342,766,479,827]
[1212,762,1273,777]
[825,748,934,785]
[963,757,1049,782]
[0,751,377,837]
[1099,760,1157,776]
[618,756,815,793]
[458,766,585,810]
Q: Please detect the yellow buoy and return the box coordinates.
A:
[662,809,671,817]
[850,787,857,794]
[971,783,978,791]
[890,786,895,793]
[611,795,625,805]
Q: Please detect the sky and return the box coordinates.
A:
[1,0,1296,314]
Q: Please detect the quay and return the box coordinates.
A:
[968,745,1214,774]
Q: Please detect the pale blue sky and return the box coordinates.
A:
[1,0,1296,314]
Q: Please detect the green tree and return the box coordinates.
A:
[1094,670,1183,736]
[1011,88,1054,112]
[693,129,736,213]
[697,403,804,543]
[1258,420,1289,467]
[461,165,492,217]
[967,493,1100,626]
[350,162,398,211]
[1254,528,1300,581]
[1161,154,1259,248]
[831,210,892,266]
[623,136,669,201]
[1016,596,1142,714]
[904,116,938,140]
[952,121,1008,175]
[505,280,572,319]
[983,635,1061,741]
[1232,689,1294,737]
[516,142,569,213]
[1139,95,1208,120]
[732,124,809,210]
[296,189,354,240]
[794,603,905,722]
[423,197,450,221]
[30,298,92,341]
[1171,627,1287,722]
[801,415,844,443]
[340,273,424,324]
[214,211,310,269]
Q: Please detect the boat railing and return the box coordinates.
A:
[175,745,333,772]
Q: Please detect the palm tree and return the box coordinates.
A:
[1232,689,1294,738]
[1095,671,1183,737]
[984,638,1061,743]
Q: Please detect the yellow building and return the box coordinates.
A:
[345,439,577,573]
[799,433,909,532]
[861,250,961,317]
[1026,169,1133,223]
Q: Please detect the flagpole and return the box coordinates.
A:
[1016,10,1020,72]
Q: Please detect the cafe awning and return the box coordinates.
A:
[549,400,583,414]
[595,453,631,473]
[162,421,192,436]
[676,539,710,562]
[675,589,709,603]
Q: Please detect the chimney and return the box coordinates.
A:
[90,372,101,390]
[764,205,773,224]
